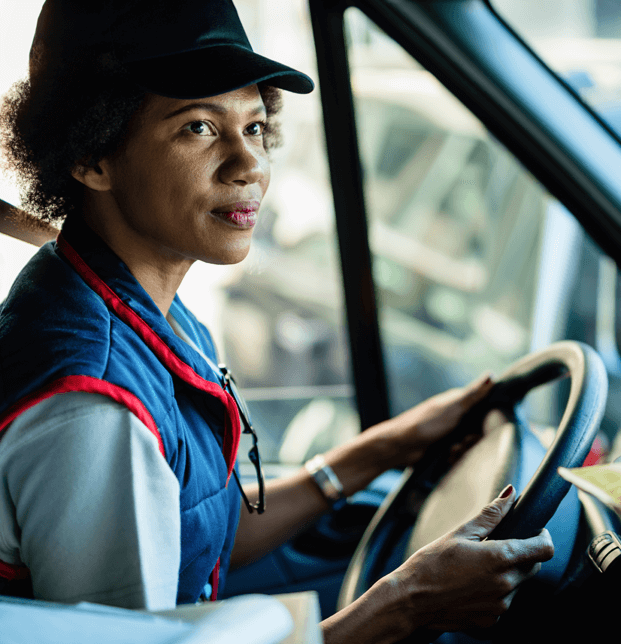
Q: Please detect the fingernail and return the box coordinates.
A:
[499,484,514,498]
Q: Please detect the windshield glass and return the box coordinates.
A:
[491,0,621,458]
[342,6,621,463]
[345,7,550,416]
[494,0,621,137]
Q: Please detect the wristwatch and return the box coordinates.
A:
[304,454,347,510]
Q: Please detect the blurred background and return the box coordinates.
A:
[3,0,621,468]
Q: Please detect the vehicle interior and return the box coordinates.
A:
[2,0,621,641]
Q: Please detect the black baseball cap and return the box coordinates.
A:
[30,0,315,99]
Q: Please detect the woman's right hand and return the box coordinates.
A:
[321,485,554,644]
[378,485,554,636]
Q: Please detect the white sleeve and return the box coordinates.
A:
[0,392,180,610]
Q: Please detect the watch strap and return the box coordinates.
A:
[304,454,346,509]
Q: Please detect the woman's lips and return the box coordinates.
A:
[210,201,259,229]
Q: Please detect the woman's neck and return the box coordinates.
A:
[81,194,194,317]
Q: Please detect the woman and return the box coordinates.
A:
[0,0,553,641]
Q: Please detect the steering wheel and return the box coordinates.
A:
[338,341,608,611]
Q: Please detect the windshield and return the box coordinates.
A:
[493,0,621,138]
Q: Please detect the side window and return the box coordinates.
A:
[0,233,38,301]
[344,8,556,418]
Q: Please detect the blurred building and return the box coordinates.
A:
[495,0,621,40]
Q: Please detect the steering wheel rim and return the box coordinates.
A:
[338,341,608,609]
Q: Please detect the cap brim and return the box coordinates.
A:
[125,44,314,99]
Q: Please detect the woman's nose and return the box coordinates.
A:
[218,137,268,186]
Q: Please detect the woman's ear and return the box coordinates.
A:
[71,161,112,192]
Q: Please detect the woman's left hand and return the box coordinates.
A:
[374,372,495,468]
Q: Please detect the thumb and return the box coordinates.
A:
[456,484,515,541]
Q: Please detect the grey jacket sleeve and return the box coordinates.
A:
[0,392,180,610]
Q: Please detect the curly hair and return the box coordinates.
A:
[0,48,283,225]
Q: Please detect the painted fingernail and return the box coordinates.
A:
[499,484,514,498]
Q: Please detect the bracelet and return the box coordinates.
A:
[304,454,347,510]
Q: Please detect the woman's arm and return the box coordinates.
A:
[0,392,180,609]
[231,372,495,567]
[234,478,553,644]
[230,423,387,568]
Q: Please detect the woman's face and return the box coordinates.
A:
[93,83,271,266]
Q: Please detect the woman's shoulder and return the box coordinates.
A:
[0,244,120,412]
[0,242,176,440]
[2,242,109,319]
[0,241,111,356]
[1,392,141,450]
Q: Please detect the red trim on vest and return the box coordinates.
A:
[0,559,30,581]
[0,375,164,457]
[56,234,241,481]
[210,559,220,601]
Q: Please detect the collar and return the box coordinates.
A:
[58,216,222,385]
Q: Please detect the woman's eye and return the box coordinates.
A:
[246,121,266,136]
[185,121,212,136]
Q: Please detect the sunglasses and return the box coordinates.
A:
[219,365,266,514]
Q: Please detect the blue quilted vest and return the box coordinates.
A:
[0,216,242,604]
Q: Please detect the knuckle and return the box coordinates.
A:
[490,541,512,566]
[540,530,555,559]
[491,596,511,615]
[500,595,513,612]
[497,574,516,596]
[480,502,504,524]
[487,567,515,596]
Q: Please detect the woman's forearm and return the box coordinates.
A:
[229,427,393,568]
[231,374,496,568]
[320,577,421,644]
[230,387,475,567]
